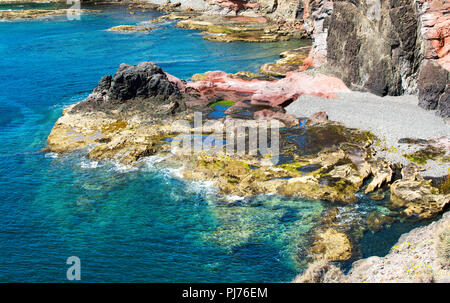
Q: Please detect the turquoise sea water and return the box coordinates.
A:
[0,4,427,282]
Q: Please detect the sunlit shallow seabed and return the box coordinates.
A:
[0,4,430,282]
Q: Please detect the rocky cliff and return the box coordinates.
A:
[302,0,449,117]
[139,0,448,116]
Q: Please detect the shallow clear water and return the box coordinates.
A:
[0,4,317,282]
[0,4,420,282]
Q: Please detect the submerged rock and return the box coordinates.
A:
[108,25,153,32]
[366,211,395,233]
[310,228,353,261]
[295,211,450,283]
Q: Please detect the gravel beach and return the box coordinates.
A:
[286,92,450,177]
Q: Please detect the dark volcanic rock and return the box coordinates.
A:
[325,0,421,96]
[304,0,450,118]
[439,85,450,118]
[71,62,186,117]
[418,60,449,115]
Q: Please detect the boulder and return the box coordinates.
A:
[253,109,299,127]
[418,60,449,117]
[71,62,186,117]
[250,72,350,107]
[310,228,353,261]
[390,166,450,219]
[306,111,328,126]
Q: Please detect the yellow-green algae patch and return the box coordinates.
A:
[101,120,128,134]
[210,100,235,109]
[402,146,446,165]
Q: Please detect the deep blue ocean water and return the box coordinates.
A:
[0,4,425,282]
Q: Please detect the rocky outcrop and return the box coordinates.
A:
[310,228,353,261]
[203,0,304,21]
[417,0,449,70]
[418,60,449,117]
[187,70,350,108]
[47,62,449,281]
[175,14,307,42]
[0,8,100,20]
[295,211,450,283]
[70,61,186,117]
[390,165,450,219]
[308,0,422,95]
[260,46,311,77]
[250,72,349,106]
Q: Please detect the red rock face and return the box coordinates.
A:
[417,0,450,71]
[186,70,349,108]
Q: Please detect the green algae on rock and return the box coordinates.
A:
[210,100,235,109]
[403,146,447,165]
[175,15,308,43]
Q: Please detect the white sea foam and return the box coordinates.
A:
[186,180,218,198]
[142,155,169,169]
[110,161,138,173]
[80,159,98,169]
[225,195,245,202]
[44,152,58,159]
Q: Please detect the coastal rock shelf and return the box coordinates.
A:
[0,8,100,20]
[174,14,308,42]
[46,61,450,267]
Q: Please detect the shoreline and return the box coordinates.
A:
[286,92,450,178]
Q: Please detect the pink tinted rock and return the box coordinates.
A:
[187,71,349,108]
[187,71,270,98]
[224,101,251,114]
[254,109,299,127]
[250,72,350,107]
[224,16,267,23]
[306,111,329,125]
[165,72,186,92]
